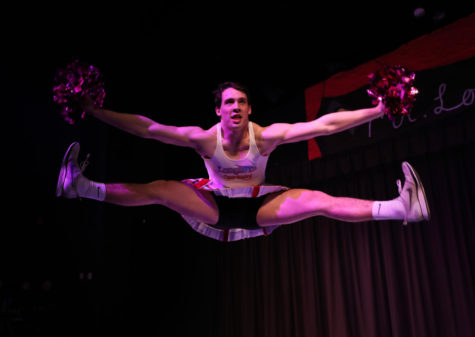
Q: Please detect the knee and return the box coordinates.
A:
[282,189,332,213]
[145,180,173,204]
[303,190,334,214]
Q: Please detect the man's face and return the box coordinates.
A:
[216,87,251,128]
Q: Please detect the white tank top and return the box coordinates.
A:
[203,122,269,188]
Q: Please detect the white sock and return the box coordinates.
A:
[76,175,106,201]
[372,198,405,220]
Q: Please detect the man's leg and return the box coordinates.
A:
[257,162,430,226]
[103,180,219,224]
[56,142,219,224]
[257,189,377,226]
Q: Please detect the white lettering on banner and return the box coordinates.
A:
[366,83,474,137]
[433,83,474,114]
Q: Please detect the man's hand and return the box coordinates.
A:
[375,99,386,115]
[78,94,98,115]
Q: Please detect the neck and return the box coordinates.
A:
[221,121,249,146]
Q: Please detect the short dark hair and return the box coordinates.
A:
[213,82,251,108]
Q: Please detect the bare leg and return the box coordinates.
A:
[257,189,375,227]
[56,143,219,224]
[105,180,219,225]
[58,142,428,229]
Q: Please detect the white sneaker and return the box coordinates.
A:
[397,161,431,225]
[56,142,89,198]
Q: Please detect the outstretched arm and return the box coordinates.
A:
[80,95,205,149]
[262,101,385,146]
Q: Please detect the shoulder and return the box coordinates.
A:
[189,124,218,157]
[252,122,290,155]
[188,124,217,140]
[252,122,291,141]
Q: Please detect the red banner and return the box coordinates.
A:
[305,13,475,160]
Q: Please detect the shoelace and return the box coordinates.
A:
[71,153,90,200]
[396,179,402,194]
[396,179,408,225]
[79,153,90,172]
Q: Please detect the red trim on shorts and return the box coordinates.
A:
[251,186,260,198]
[223,229,229,242]
[194,179,210,189]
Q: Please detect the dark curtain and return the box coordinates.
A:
[3,82,473,337]
[172,112,474,337]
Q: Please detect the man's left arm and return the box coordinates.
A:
[263,101,385,147]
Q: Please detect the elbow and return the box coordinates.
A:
[124,125,149,138]
[142,122,164,139]
[322,123,338,135]
[141,127,154,139]
[313,116,339,136]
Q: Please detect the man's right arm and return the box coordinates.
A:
[82,95,206,149]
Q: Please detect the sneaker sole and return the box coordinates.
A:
[56,142,79,197]
[403,162,431,221]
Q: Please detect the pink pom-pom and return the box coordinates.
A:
[367,65,418,120]
[53,60,105,124]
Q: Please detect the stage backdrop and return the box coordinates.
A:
[93,15,474,337]
[16,14,472,337]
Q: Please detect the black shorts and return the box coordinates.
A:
[210,195,268,230]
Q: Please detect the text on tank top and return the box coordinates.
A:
[203,122,269,188]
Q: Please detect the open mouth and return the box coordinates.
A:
[231,115,242,122]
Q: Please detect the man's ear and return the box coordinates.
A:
[215,107,221,117]
[248,105,252,115]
